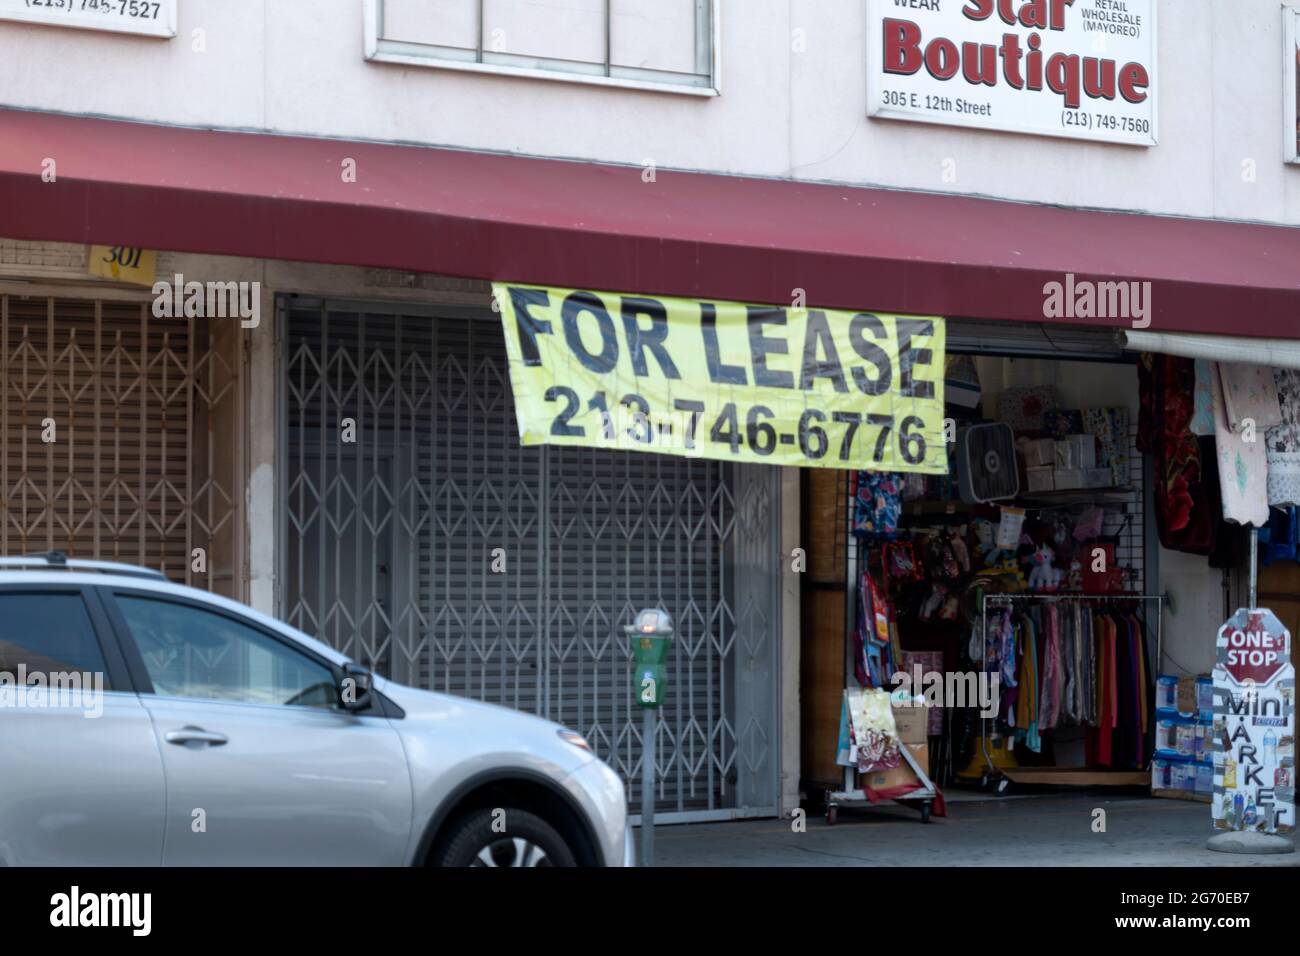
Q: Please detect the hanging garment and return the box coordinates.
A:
[1267,369,1300,508]
[1218,363,1283,434]
[1086,613,1114,767]
[1136,613,1152,757]
[1212,363,1270,527]
[1130,617,1145,766]
[1014,614,1042,754]
[1038,604,1064,731]
[1111,616,1136,769]
[1142,354,1217,552]
[1061,604,1078,723]
[853,471,903,540]
[1201,434,1242,570]
[1189,359,1217,437]
[1261,507,1298,565]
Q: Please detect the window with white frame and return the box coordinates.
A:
[364,0,719,95]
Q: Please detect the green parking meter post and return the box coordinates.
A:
[626,608,673,867]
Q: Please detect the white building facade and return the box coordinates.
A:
[1,0,1298,820]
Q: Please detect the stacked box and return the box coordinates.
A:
[1153,674,1215,802]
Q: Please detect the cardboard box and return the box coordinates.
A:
[1055,434,1097,469]
[1053,467,1086,490]
[863,742,929,791]
[1022,438,1055,468]
[891,701,931,746]
[1156,675,1178,710]
[1026,466,1055,492]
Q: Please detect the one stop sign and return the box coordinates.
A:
[1218,609,1291,686]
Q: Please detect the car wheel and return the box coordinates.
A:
[434,808,577,867]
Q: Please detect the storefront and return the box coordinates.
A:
[0,253,245,598]
[801,325,1157,817]
[801,319,1296,834]
[2,102,1299,831]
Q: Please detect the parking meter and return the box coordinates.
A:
[627,608,674,708]
[625,608,673,866]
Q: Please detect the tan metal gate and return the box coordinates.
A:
[0,294,244,596]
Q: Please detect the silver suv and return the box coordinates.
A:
[0,554,632,867]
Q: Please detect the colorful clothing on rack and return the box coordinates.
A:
[989,600,1151,770]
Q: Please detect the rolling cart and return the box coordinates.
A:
[824,740,940,825]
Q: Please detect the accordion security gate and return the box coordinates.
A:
[0,294,243,596]
[280,298,781,820]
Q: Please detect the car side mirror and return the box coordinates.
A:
[338,662,374,712]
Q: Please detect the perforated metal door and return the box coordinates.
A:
[280,297,780,819]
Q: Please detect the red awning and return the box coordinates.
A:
[1,107,1298,339]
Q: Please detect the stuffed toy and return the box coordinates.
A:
[1027,542,1062,592]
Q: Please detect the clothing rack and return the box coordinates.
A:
[975,592,1166,789]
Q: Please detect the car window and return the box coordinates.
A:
[115,595,338,709]
[0,592,107,682]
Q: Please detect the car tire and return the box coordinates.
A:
[433,808,577,867]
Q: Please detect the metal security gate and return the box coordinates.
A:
[0,293,244,595]
[279,296,781,819]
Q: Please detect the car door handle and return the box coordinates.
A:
[164,726,229,747]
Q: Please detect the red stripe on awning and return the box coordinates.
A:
[1,108,1298,338]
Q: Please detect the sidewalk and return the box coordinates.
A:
[651,793,1299,867]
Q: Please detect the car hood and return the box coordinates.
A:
[373,677,598,777]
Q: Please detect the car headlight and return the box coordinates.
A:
[557,729,592,753]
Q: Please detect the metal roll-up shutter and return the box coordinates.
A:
[282,297,781,820]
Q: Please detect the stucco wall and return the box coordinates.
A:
[0,0,1296,226]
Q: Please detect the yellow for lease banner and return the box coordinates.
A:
[495,282,947,474]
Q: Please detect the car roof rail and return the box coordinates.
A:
[0,551,169,582]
